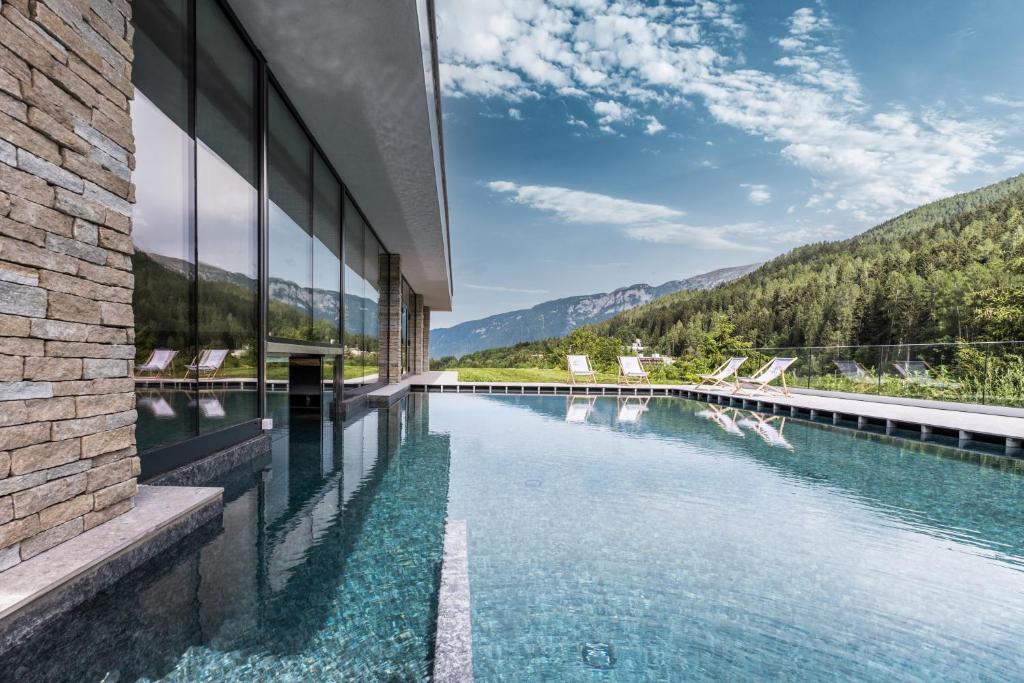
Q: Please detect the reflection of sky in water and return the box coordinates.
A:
[440,394,1024,681]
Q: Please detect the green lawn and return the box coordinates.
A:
[449,367,682,384]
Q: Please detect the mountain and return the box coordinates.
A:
[429,263,760,359]
[597,173,1024,352]
[148,253,377,336]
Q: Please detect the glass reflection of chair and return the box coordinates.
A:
[184,349,229,379]
[616,396,650,423]
[696,403,744,436]
[566,396,597,423]
[737,413,794,450]
[138,394,176,419]
[834,360,871,383]
[892,360,961,389]
[136,348,177,377]
[198,392,226,419]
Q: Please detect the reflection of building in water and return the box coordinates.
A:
[2,398,450,680]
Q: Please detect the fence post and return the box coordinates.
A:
[983,353,990,405]
[877,347,884,396]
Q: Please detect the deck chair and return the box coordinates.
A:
[617,356,650,384]
[185,349,228,379]
[566,396,596,423]
[138,395,175,418]
[696,404,744,436]
[738,413,793,450]
[696,357,747,390]
[136,348,177,377]
[733,357,797,396]
[616,396,650,423]
[892,360,961,389]
[567,355,597,384]
[834,360,870,382]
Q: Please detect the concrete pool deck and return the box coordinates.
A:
[401,374,1024,454]
[0,485,223,653]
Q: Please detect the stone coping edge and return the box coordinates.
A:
[0,485,223,654]
[433,519,474,682]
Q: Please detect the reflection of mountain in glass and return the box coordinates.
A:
[144,252,378,337]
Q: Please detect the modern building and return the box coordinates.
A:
[0,0,450,580]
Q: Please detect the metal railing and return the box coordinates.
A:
[729,341,1024,408]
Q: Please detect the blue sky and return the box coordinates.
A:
[432,0,1024,327]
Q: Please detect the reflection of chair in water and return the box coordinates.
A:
[138,395,176,418]
[892,360,961,389]
[566,396,597,423]
[834,360,871,382]
[136,348,177,377]
[185,349,229,379]
[616,396,650,422]
[696,403,744,436]
[198,393,226,419]
[737,413,794,450]
[567,355,597,384]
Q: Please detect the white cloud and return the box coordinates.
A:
[741,183,772,205]
[465,283,549,294]
[567,115,589,128]
[593,100,633,126]
[488,180,684,224]
[437,2,1017,222]
[984,95,1024,109]
[644,116,666,135]
[508,107,523,120]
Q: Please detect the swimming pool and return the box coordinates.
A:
[4,393,1024,681]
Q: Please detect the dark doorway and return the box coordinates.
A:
[288,356,322,409]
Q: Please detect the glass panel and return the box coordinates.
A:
[132,0,196,453]
[363,228,382,385]
[312,155,342,345]
[267,86,313,341]
[196,0,258,433]
[401,279,411,374]
[343,197,367,386]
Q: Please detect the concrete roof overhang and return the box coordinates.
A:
[230,0,453,311]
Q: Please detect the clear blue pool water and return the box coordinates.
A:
[5,393,1024,682]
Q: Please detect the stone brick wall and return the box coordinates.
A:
[0,0,138,572]
[410,293,424,374]
[421,306,430,371]
[377,253,402,384]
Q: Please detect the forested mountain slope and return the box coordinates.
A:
[598,174,1024,353]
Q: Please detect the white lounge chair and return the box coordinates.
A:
[696,404,744,436]
[567,355,597,384]
[185,349,229,379]
[696,357,747,390]
[733,357,797,396]
[617,356,650,384]
[616,396,650,423]
[892,360,961,389]
[738,413,793,450]
[834,360,870,382]
[566,396,596,422]
[136,348,177,377]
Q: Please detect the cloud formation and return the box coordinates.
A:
[742,184,772,205]
[487,180,833,251]
[438,2,1015,222]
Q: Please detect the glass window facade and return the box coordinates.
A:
[131,0,414,472]
[343,197,383,388]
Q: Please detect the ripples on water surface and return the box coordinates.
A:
[3,393,1024,682]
